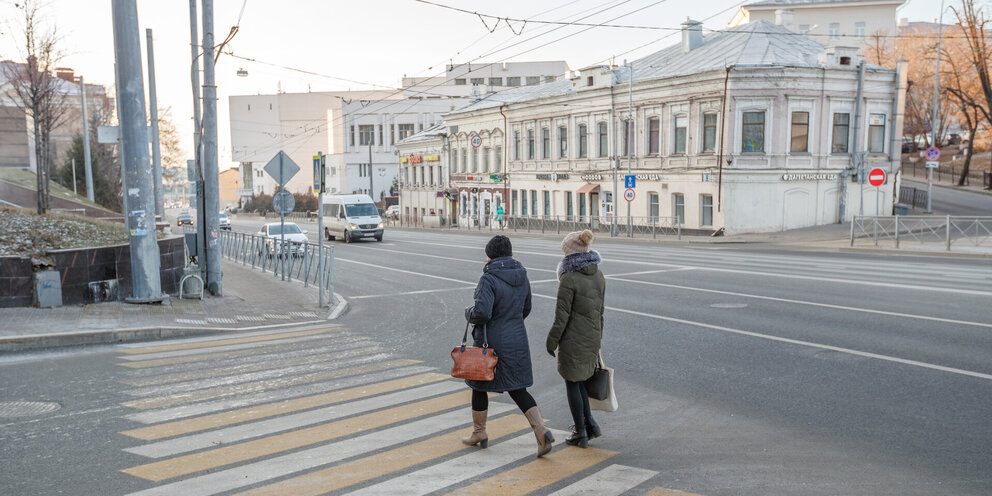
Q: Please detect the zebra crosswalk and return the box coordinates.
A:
[115,325,698,495]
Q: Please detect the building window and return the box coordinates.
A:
[578,124,588,158]
[474,147,481,173]
[701,195,713,227]
[521,190,528,216]
[495,146,502,172]
[513,131,520,160]
[507,77,521,87]
[542,128,550,159]
[359,125,374,146]
[543,191,551,217]
[854,22,865,38]
[489,77,503,86]
[450,148,457,174]
[470,78,484,85]
[799,24,810,33]
[622,119,632,157]
[349,125,355,146]
[648,117,660,155]
[527,130,535,159]
[545,76,556,83]
[483,147,491,172]
[531,190,538,217]
[832,113,850,153]
[598,122,608,157]
[461,148,467,173]
[566,192,573,220]
[703,113,717,152]
[741,111,765,153]
[586,76,594,86]
[674,115,687,154]
[455,78,466,85]
[526,76,541,86]
[378,125,383,146]
[398,124,415,141]
[511,190,518,215]
[649,193,659,223]
[868,113,886,153]
[829,23,839,40]
[790,111,809,153]
[579,193,586,219]
[558,125,568,159]
[673,193,684,225]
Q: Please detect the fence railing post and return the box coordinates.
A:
[874,216,879,246]
[850,217,856,247]
[946,215,952,251]
[895,215,900,249]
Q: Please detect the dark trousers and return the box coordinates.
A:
[565,380,593,432]
[472,388,537,413]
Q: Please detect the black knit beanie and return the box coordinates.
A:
[485,235,513,259]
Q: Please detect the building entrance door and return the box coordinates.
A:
[590,192,600,228]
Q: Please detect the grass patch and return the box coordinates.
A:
[0,207,130,259]
[0,167,103,209]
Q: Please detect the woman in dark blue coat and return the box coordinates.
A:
[462,235,554,458]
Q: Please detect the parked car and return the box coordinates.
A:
[384,205,400,220]
[944,133,963,146]
[218,212,231,230]
[322,194,384,243]
[177,211,193,227]
[257,222,308,257]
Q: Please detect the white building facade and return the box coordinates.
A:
[730,0,906,44]
[443,20,906,234]
[394,123,452,226]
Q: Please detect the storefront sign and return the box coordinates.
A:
[399,156,407,163]
[581,174,604,181]
[536,172,569,181]
[424,154,440,162]
[635,174,662,181]
[409,155,423,164]
[782,173,838,181]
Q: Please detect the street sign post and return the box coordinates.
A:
[624,175,636,189]
[314,151,326,307]
[869,168,886,217]
[925,147,940,161]
[624,188,635,202]
[264,151,300,280]
[313,155,322,194]
[926,161,939,168]
[272,190,295,214]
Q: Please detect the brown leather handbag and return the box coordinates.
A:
[450,322,498,381]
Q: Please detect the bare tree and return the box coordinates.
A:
[864,29,893,67]
[1,0,73,214]
[941,24,984,185]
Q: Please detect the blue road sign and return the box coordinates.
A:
[925,147,940,161]
[624,175,636,188]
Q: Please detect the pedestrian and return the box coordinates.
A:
[496,204,505,229]
[462,235,555,458]
[546,229,605,448]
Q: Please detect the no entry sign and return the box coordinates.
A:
[868,168,886,187]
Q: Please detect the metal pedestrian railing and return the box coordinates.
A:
[897,185,929,209]
[218,230,334,303]
[851,215,992,251]
[396,214,682,239]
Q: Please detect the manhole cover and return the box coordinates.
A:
[710,303,748,309]
[0,401,61,418]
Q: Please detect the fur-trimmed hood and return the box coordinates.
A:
[556,250,601,280]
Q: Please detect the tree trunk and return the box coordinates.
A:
[958,138,975,186]
[33,115,44,214]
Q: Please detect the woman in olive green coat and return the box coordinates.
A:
[546,229,606,448]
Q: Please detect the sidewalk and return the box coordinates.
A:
[0,260,344,351]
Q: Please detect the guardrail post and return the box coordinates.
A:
[874,216,879,246]
[895,215,900,249]
[850,217,856,247]
[946,215,952,251]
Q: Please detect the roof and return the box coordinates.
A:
[447,78,575,114]
[744,0,904,8]
[395,122,446,146]
[624,20,828,81]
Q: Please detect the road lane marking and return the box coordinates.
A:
[116,334,363,369]
[530,293,992,381]
[607,268,697,277]
[122,388,472,481]
[234,414,529,496]
[117,333,343,362]
[124,365,435,424]
[122,404,515,496]
[547,464,658,496]
[122,381,466,459]
[642,488,707,496]
[122,346,386,397]
[444,445,617,496]
[607,276,992,330]
[363,246,557,273]
[118,328,338,354]
[349,285,476,300]
[121,357,418,410]
[121,372,450,440]
[346,428,569,496]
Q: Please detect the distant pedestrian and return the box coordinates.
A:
[496,204,505,229]
[462,235,554,458]
[547,229,605,448]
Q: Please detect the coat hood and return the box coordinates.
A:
[557,250,601,280]
[484,256,528,287]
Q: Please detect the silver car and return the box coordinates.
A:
[219,212,231,230]
[257,222,308,257]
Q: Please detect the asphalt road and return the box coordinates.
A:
[2,218,990,495]
[901,179,992,215]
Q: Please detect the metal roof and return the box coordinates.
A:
[745,0,904,7]
[395,122,446,146]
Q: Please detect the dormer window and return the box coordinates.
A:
[587,76,594,86]
[840,56,851,66]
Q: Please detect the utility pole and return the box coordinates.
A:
[368,133,374,198]
[201,0,222,295]
[626,61,633,238]
[78,76,94,202]
[71,158,77,194]
[852,61,865,217]
[188,0,205,280]
[928,0,946,215]
[146,28,164,219]
[111,0,164,303]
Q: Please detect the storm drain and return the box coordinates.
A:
[0,401,61,418]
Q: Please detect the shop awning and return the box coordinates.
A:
[576,183,600,194]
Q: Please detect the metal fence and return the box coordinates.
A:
[396,214,682,239]
[218,230,334,302]
[898,185,929,209]
[256,211,317,221]
[851,215,992,251]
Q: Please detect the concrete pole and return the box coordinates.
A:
[928,0,946,215]
[71,158,77,194]
[78,76,94,202]
[111,0,164,302]
[146,28,164,219]
[188,0,205,278]
[201,0,223,295]
[627,62,633,237]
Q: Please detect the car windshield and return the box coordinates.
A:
[345,203,379,217]
[219,213,228,219]
[269,224,301,235]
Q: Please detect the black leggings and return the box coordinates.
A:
[565,380,593,430]
[472,388,537,413]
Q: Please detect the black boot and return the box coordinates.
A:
[566,425,588,448]
[585,417,601,440]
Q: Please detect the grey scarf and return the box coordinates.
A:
[556,250,601,280]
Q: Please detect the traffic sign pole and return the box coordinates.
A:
[316,152,325,308]
[925,147,940,215]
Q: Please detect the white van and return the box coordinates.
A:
[322,194,384,243]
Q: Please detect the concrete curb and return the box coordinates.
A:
[839,246,992,259]
[327,293,348,320]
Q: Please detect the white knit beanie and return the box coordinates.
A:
[561,229,594,256]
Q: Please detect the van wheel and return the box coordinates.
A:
[343,230,351,243]
[326,232,335,241]
[375,235,383,242]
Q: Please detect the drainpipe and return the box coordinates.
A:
[717,65,731,213]
[840,61,865,222]
[500,105,509,216]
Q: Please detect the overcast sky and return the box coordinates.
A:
[0,0,941,170]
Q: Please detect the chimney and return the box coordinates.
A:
[775,9,795,31]
[681,18,703,53]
